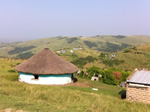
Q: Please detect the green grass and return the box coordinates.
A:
[1,35,150,58]
[1,36,150,71]
[0,58,150,112]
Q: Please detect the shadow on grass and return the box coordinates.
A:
[119,90,126,99]
[8,70,16,73]
[1,75,18,81]
[73,77,78,83]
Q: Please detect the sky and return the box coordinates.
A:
[0,0,150,42]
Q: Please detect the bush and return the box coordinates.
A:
[99,52,109,59]
[8,70,16,73]
[77,66,131,85]
[72,56,96,68]
[84,41,97,48]
[71,54,78,58]
[101,69,131,85]
[102,70,118,85]
[102,59,124,67]
[124,49,131,53]
[121,71,131,82]
[8,46,35,55]
[132,46,137,50]
[112,71,122,81]
[16,52,34,59]
[86,66,101,79]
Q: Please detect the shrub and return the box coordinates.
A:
[71,54,78,58]
[112,71,122,81]
[132,46,137,50]
[67,37,78,43]
[86,66,101,79]
[102,59,124,67]
[16,63,21,65]
[8,46,35,55]
[72,56,96,68]
[102,70,118,85]
[99,52,109,59]
[121,71,131,82]
[124,49,131,53]
[84,41,97,48]
[16,52,34,59]
[8,70,16,73]
[101,69,130,85]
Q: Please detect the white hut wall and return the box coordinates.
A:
[19,72,72,85]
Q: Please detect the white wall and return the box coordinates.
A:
[19,72,72,85]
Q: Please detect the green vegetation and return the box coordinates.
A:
[56,45,150,71]
[1,35,150,58]
[84,40,97,48]
[112,35,126,39]
[16,52,34,59]
[78,66,130,85]
[124,49,132,53]
[67,37,79,43]
[102,59,124,67]
[8,46,35,55]
[72,56,97,68]
[98,42,131,52]
[0,36,150,111]
[87,66,101,76]
[0,58,150,112]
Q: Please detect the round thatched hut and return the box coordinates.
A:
[15,48,78,85]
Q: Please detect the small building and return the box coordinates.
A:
[120,82,126,88]
[15,48,78,85]
[56,50,61,54]
[73,47,83,50]
[91,74,99,81]
[61,49,66,53]
[70,50,74,53]
[110,53,116,60]
[126,69,150,103]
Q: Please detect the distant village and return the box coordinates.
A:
[56,47,83,54]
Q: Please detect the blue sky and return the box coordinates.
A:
[0,0,150,42]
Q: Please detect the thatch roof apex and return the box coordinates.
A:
[15,48,78,75]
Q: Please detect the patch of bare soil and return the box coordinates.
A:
[64,82,89,87]
[2,108,27,112]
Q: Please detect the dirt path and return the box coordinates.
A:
[2,108,27,112]
[64,82,89,87]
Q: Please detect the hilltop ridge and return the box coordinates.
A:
[0,35,150,59]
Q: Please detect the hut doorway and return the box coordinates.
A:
[34,75,39,80]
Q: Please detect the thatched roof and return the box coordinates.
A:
[15,48,78,75]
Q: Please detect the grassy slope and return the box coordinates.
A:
[111,45,150,70]
[1,43,150,71]
[59,45,150,71]
[1,35,150,58]
[81,45,150,71]
[0,58,150,112]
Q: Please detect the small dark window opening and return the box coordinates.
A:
[34,75,39,80]
[95,75,98,77]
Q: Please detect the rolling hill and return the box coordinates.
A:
[55,45,150,71]
[0,36,150,111]
[0,35,150,59]
[0,58,150,112]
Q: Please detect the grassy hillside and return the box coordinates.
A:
[0,35,150,58]
[57,45,150,71]
[0,58,150,112]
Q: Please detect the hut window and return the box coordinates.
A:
[34,75,39,80]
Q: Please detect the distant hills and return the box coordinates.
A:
[0,35,150,59]
[59,44,150,71]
